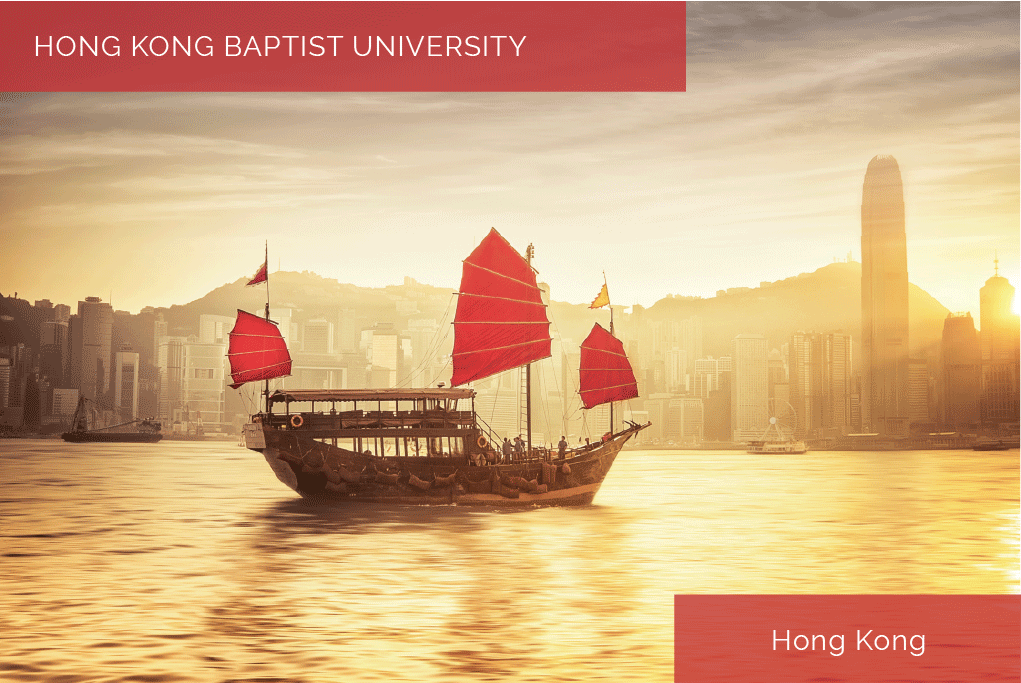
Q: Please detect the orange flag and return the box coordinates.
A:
[589,283,610,309]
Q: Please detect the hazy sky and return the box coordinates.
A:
[1,2,1018,318]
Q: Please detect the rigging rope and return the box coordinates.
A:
[396,293,455,388]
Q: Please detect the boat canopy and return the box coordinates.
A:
[451,228,552,386]
[227,309,292,389]
[579,323,639,409]
[268,388,475,404]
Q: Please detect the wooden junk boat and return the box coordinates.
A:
[236,229,649,506]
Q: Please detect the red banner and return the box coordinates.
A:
[675,595,1021,682]
[0,1,686,92]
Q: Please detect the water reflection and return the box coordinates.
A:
[0,442,1016,682]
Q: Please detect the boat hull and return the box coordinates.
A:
[747,440,808,454]
[245,422,643,507]
[62,431,163,443]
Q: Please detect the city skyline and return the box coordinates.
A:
[1,3,1018,317]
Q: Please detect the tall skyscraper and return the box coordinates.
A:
[731,334,768,441]
[114,348,140,420]
[789,331,853,438]
[73,297,113,403]
[979,262,1020,424]
[940,313,981,429]
[860,155,910,436]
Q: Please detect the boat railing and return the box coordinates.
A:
[262,409,478,433]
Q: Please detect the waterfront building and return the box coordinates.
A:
[72,297,113,403]
[978,264,1020,424]
[39,320,69,388]
[788,331,853,438]
[52,387,79,417]
[113,348,140,420]
[907,359,931,427]
[940,313,981,429]
[731,334,768,441]
[860,155,910,435]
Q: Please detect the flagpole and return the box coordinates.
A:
[265,238,273,410]
[606,272,614,436]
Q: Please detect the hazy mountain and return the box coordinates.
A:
[633,261,948,363]
[158,261,950,371]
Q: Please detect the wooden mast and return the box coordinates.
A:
[609,298,614,436]
[525,242,534,457]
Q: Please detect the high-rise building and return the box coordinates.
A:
[53,303,71,324]
[114,348,140,420]
[978,264,1020,424]
[940,313,981,429]
[182,339,226,431]
[694,357,719,399]
[39,320,69,388]
[303,319,335,355]
[665,347,688,394]
[907,359,930,427]
[731,334,768,441]
[788,332,817,438]
[72,297,113,403]
[52,388,79,418]
[704,370,732,442]
[0,358,10,410]
[369,324,399,388]
[788,331,853,438]
[860,155,910,436]
[827,333,853,432]
[199,314,235,345]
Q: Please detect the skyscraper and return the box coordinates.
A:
[731,334,768,441]
[860,155,910,436]
[788,331,853,438]
[940,313,981,429]
[73,296,113,403]
[979,262,1020,424]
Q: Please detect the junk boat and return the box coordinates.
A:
[235,230,649,505]
[62,396,163,443]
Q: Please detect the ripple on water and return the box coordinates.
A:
[0,442,1017,682]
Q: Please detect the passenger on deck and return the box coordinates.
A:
[502,437,512,463]
[514,435,525,459]
[558,435,568,458]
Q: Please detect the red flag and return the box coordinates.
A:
[246,260,267,286]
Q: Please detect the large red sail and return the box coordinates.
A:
[227,310,292,389]
[579,323,639,409]
[451,228,552,386]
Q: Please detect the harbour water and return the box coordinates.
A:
[1,440,1017,682]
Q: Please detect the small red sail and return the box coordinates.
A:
[227,310,292,389]
[579,323,639,409]
[451,228,552,386]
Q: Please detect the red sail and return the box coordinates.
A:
[227,310,292,389]
[579,323,639,409]
[451,228,552,386]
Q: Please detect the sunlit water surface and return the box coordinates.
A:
[1,440,1017,682]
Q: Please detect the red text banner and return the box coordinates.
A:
[674,595,1020,682]
[1,1,686,92]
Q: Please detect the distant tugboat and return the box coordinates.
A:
[972,439,1010,451]
[61,397,163,443]
[235,230,649,505]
